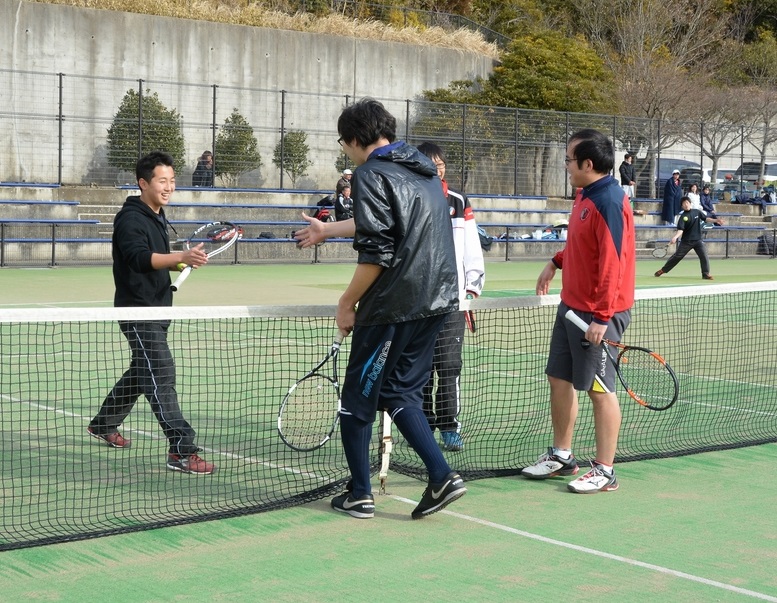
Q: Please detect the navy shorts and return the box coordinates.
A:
[545,303,631,394]
[340,314,448,423]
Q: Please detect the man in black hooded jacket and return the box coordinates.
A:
[329,99,467,520]
[87,151,216,475]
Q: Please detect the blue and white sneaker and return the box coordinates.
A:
[440,431,464,451]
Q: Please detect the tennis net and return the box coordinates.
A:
[1,282,776,549]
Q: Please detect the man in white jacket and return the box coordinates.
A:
[416,142,485,452]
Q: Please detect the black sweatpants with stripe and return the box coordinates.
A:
[89,321,198,455]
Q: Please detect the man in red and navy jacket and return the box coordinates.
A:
[523,128,636,494]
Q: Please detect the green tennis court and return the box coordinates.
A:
[1,259,776,601]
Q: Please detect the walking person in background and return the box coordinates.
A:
[524,128,636,493]
[662,169,683,225]
[88,151,216,475]
[655,196,724,280]
[618,153,635,199]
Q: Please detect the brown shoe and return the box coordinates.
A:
[654,270,664,277]
[167,453,216,475]
[87,426,131,448]
[702,274,714,280]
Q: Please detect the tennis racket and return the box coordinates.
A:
[651,243,670,259]
[565,310,679,411]
[464,310,477,333]
[170,221,243,292]
[464,294,476,333]
[278,334,344,452]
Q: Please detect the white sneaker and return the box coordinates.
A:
[521,447,579,479]
[567,463,619,493]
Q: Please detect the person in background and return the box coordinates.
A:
[662,169,683,225]
[88,151,216,475]
[699,183,718,219]
[325,98,466,520]
[334,184,354,221]
[192,150,214,187]
[686,182,702,211]
[416,141,485,453]
[655,196,725,280]
[618,153,635,199]
[335,168,352,195]
[523,128,636,494]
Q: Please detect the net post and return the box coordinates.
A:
[378,411,393,495]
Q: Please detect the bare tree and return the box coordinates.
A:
[682,87,761,183]
[573,0,731,195]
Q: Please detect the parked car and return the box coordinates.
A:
[733,162,777,186]
[634,157,701,197]
[679,167,712,187]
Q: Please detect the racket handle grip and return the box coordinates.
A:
[170,266,193,292]
[564,309,590,333]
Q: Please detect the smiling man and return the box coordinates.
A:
[87,151,216,475]
[525,129,636,494]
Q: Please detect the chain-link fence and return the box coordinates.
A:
[3,68,774,198]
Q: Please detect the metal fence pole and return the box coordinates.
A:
[57,73,64,186]
[50,223,57,267]
[137,79,144,161]
[210,84,218,188]
[279,90,286,190]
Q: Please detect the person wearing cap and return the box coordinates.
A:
[336,168,353,195]
[618,153,635,199]
[662,169,683,225]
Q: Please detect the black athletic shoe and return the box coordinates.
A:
[331,492,375,519]
[411,471,467,519]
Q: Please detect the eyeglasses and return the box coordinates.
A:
[337,137,344,147]
[434,162,446,169]
[564,157,576,165]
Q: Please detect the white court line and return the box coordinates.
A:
[390,495,777,602]
[3,395,326,480]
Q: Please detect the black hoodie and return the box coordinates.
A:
[111,195,173,308]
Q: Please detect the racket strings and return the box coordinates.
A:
[617,349,676,406]
[279,374,339,449]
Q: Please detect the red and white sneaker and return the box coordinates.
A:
[567,462,619,494]
[167,453,216,475]
[87,426,131,449]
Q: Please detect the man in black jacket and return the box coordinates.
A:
[87,151,216,474]
[330,98,466,519]
[655,196,724,280]
[618,153,635,199]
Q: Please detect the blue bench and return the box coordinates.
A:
[0,218,98,224]
[0,182,60,188]
[0,200,79,206]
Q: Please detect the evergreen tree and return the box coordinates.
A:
[273,130,313,187]
[106,88,185,173]
[214,108,262,187]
